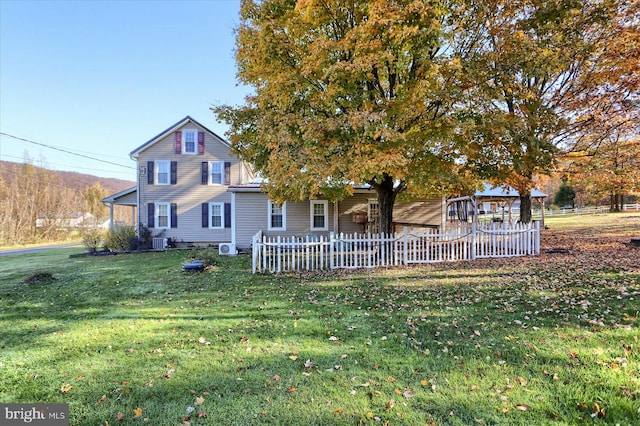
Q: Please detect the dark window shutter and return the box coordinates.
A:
[147,161,154,184]
[198,132,205,154]
[224,203,231,228]
[170,203,177,228]
[147,203,155,228]
[202,203,209,228]
[175,131,182,154]
[201,162,208,184]
[170,161,177,185]
[224,162,231,185]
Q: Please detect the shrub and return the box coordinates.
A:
[104,227,137,252]
[81,229,103,253]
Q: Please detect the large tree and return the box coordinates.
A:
[462,0,634,223]
[215,0,472,234]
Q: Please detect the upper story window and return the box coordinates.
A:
[147,161,177,185]
[183,130,197,154]
[268,201,286,231]
[155,161,170,185]
[210,161,223,185]
[175,130,204,155]
[201,161,231,186]
[310,200,328,231]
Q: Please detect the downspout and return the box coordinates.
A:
[130,153,141,243]
[231,192,236,245]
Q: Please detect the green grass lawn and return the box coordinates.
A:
[1,214,639,425]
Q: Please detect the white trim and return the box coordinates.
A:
[208,202,225,229]
[155,160,170,185]
[231,192,236,245]
[155,202,171,229]
[310,200,329,231]
[182,129,198,154]
[208,161,224,185]
[268,201,286,231]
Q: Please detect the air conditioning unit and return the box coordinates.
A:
[152,237,167,250]
[219,243,237,256]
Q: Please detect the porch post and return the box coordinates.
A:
[108,203,114,230]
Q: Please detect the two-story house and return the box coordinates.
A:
[107,116,448,252]
[129,116,253,246]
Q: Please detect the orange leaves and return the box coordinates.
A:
[133,407,145,418]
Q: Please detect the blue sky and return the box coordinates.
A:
[0,0,250,181]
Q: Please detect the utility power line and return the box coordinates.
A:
[0,153,134,176]
[0,132,135,169]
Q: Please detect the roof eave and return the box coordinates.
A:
[129,116,230,158]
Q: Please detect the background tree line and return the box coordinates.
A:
[0,158,134,247]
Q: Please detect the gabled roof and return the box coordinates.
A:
[101,186,137,204]
[129,116,230,158]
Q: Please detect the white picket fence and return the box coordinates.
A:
[252,222,541,273]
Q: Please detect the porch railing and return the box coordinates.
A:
[252,222,540,273]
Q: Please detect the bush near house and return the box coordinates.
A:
[104,227,137,252]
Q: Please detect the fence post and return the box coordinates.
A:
[535,221,541,255]
[252,236,258,274]
[471,220,477,260]
[402,227,408,265]
[330,233,335,269]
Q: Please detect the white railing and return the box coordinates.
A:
[252,222,540,273]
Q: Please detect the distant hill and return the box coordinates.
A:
[0,160,135,195]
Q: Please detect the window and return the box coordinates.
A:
[155,161,170,185]
[268,201,286,230]
[368,199,379,234]
[209,161,223,185]
[310,200,328,231]
[183,130,197,154]
[156,202,171,228]
[209,202,224,229]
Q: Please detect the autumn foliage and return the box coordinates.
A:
[216,0,638,228]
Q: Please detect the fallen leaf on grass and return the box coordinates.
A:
[116,412,124,422]
[195,396,205,406]
[591,403,605,418]
[287,387,297,395]
[198,411,206,418]
[60,384,72,394]
[133,408,144,418]
[97,394,106,404]
[516,404,530,411]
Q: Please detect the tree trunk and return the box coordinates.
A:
[519,192,532,224]
[369,174,403,235]
[610,192,620,212]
